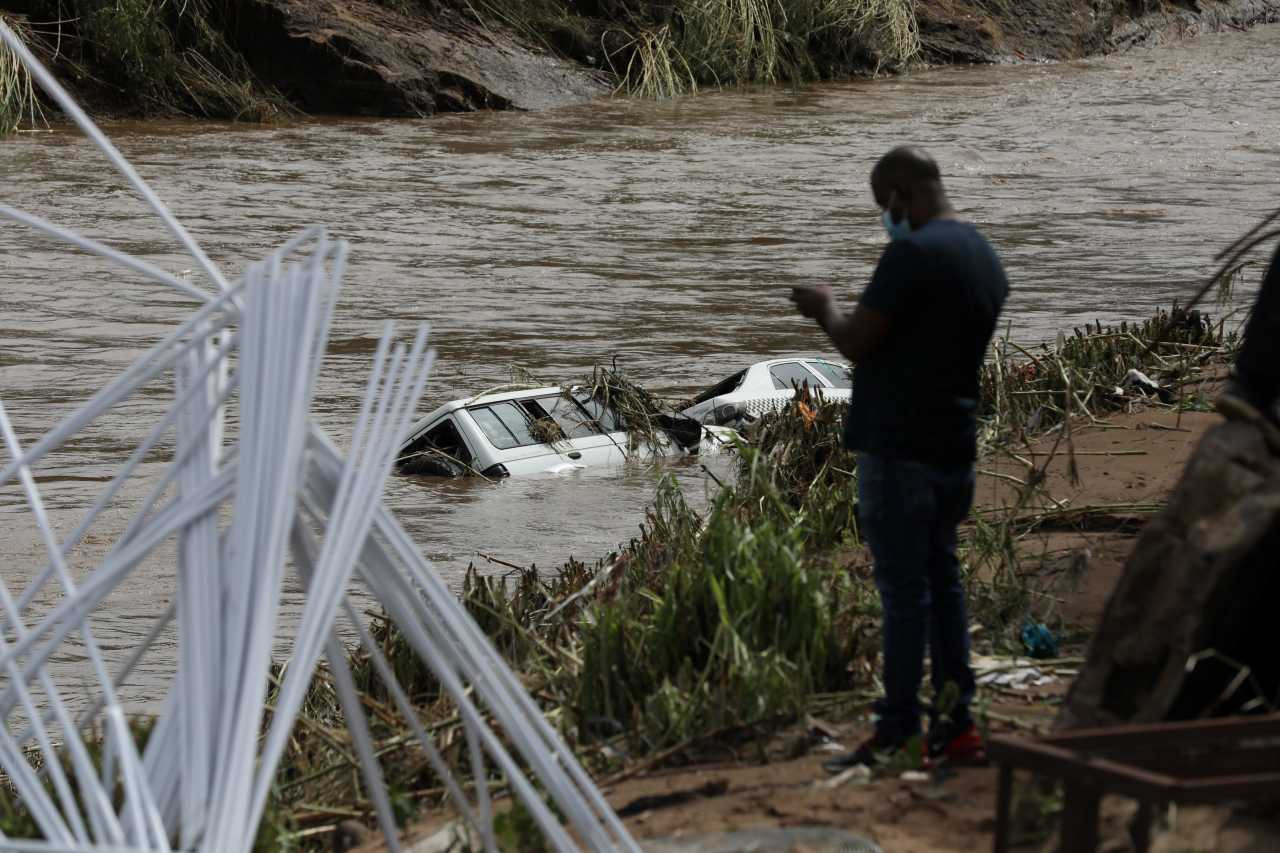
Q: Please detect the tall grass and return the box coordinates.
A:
[614,0,920,96]
[0,17,41,134]
[577,454,874,748]
[471,0,920,97]
[611,25,698,98]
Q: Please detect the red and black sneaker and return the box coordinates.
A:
[925,721,988,768]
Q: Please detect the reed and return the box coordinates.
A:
[610,24,699,97]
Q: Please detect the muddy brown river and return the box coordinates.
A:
[2,23,1279,705]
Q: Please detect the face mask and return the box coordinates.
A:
[881,208,912,241]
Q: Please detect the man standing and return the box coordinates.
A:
[791,146,1009,769]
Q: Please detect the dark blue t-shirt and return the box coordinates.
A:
[844,219,1009,465]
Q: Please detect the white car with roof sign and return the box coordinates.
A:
[680,357,852,426]
[397,385,733,478]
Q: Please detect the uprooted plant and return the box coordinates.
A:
[980,304,1233,446]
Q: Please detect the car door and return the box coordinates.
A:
[462,394,623,475]
[462,400,564,475]
[569,390,637,462]
[532,393,629,467]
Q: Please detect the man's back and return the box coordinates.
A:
[845,219,1009,465]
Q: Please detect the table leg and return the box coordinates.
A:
[1060,781,1101,853]
[1132,800,1153,853]
[994,765,1013,853]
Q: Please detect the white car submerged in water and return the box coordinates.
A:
[681,357,852,426]
[397,385,734,478]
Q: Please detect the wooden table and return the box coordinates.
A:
[987,714,1280,852]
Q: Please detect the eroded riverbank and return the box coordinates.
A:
[0,0,1277,122]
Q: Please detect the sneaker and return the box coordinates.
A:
[925,721,987,767]
[821,731,913,774]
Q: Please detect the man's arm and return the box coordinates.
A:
[791,285,890,363]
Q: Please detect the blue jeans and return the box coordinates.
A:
[857,452,977,741]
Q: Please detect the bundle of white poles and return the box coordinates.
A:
[0,20,637,852]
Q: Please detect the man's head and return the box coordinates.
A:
[870,146,949,231]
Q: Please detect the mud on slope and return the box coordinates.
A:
[231,0,608,114]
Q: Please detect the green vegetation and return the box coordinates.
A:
[0,0,289,129]
[456,0,920,96]
[77,0,290,118]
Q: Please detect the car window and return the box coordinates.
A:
[806,360,852,389]
[770,361,821,390]
[469,402,539,450]
[489,401,539,445]
[534,395,600,439]
[572,391,623,433]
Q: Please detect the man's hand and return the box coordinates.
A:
[791,285,833,320]
[790,284,891,364]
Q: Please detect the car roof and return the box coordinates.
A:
[738,357,846,378]
[755,356,845,367]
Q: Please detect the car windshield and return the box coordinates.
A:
[690,369,747,405]
[806,360,852,389]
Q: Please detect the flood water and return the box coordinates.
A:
[2,22,1279,705]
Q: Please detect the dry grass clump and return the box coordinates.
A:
[612,0,920,96]
[0,16,42,134]
[980,305,1234,445]
[611,25,698,98]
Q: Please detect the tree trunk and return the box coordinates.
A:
[1059,418,1280,729]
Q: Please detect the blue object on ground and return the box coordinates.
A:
[1020,621,1059,659]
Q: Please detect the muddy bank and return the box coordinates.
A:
[918,0,1280,64]
[0,0,1277,121]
